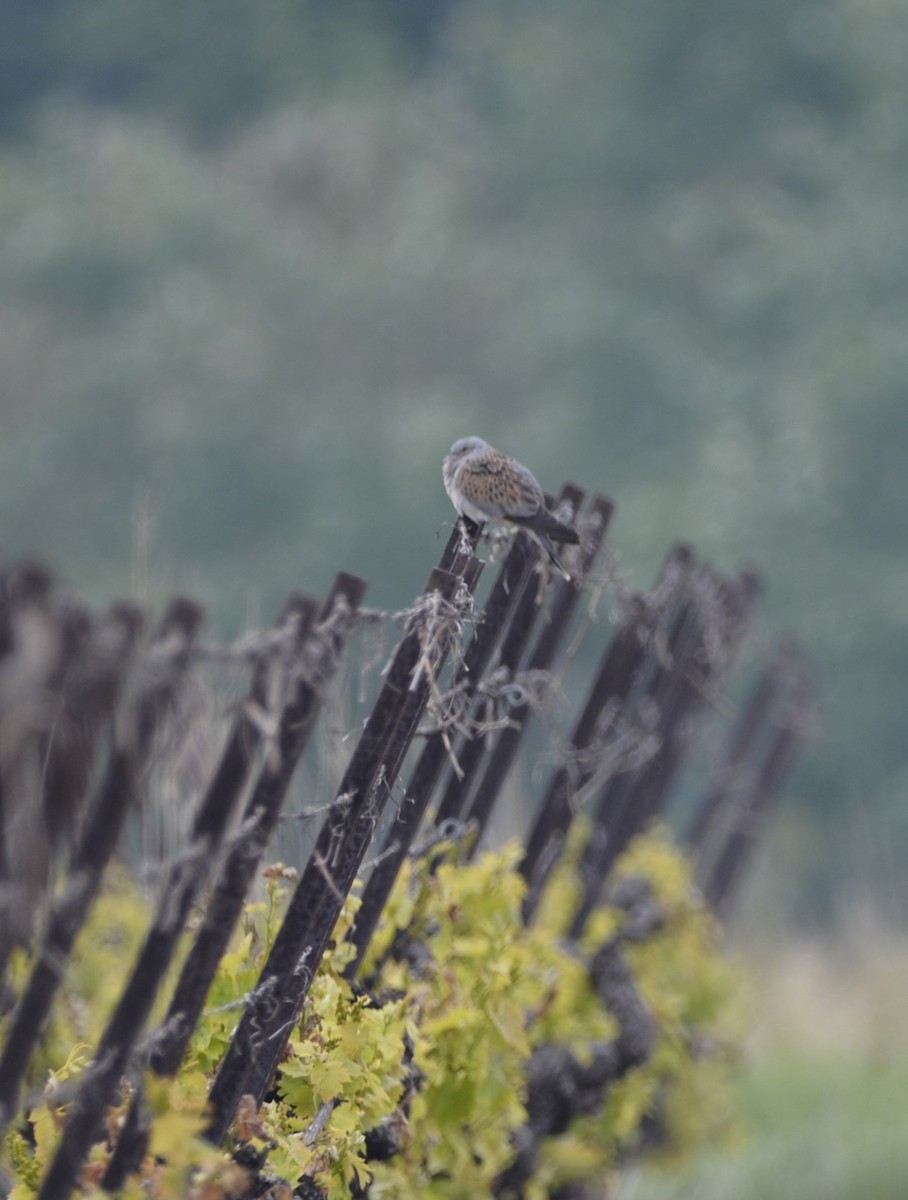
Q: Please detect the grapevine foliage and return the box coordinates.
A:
[1,832,745,1198]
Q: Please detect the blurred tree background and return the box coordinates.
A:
[1,0,906,929]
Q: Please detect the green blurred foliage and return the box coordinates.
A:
[618,1056,908,1200]
[0,0,906,922]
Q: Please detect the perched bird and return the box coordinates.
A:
[442,436,578,572]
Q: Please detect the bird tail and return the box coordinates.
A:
[528,531,574,582]
[509,510,580,545]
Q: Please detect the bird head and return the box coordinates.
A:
[445,436,488,463]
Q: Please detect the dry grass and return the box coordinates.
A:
[745,914,908,1066]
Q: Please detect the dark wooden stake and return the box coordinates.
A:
[567,568,759,938]
[463,491,613,848]
[34,600,206,1200]
[0,604,153,1139]
[693,645,813,917]
[204,553,480,1145]
[344,530,545,976]
[100,580,367,1191]
[520,545,695,921]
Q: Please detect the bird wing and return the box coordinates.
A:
[457,451,543,520]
